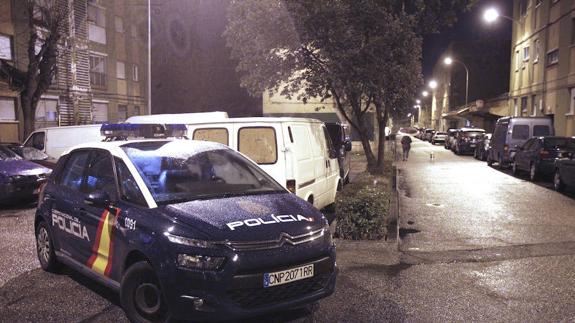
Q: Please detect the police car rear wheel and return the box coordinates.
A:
[36,222,60,272]
[121,261,169,323]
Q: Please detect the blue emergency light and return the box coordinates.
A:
[100,123,188,141]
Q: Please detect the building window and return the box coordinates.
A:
[90,55,107,87]
[521,97,528,115]
[523,46,530,62]
[514,98,519,116]
[92,102,108,123]
[116,61,126,79]
[115,16,124,33]
[35,99,58,128]
[133,105,141,116]
[519,0,528,17]
[569,88,575,115]
[132,64,139,81]
[515,50,520,71]
[547,49,559,66]
[0,34,13,60]
[88,4,106,44]
[117,104,127,122]
[0,97,16,121]
[531,95,537,117]
[534,39,540,63]
[536,0,542,7]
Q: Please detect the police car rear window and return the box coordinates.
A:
[122,141,284,204]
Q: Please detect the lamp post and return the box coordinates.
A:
[483,7,521,27]
[444,56,470,108]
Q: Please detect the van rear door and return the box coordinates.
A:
[235,124,286,190]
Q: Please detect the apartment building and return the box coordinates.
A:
[509,0,575,136]
[0,0,148,142]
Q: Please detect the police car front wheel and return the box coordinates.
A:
[36,221,61,272]
[121,261,170,323]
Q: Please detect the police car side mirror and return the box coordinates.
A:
[85,190,111,208]
[344,140,352,152]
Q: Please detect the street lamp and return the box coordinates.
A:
[443,56,470,108]
[483,7,521,27]
[422,90,429,97]
[429,80,438,90]
[415,99,421,105]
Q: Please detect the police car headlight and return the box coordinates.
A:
[164,232,214,249]
[177,254,225,271]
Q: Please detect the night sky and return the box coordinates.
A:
[422,0,513,80]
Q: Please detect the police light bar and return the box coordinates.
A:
[100,123,187,140]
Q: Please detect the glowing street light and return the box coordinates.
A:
[429,80,438,89]
[483,7,521,26]
[415,99,421,104]
[422,90,429,97]
[443,56,470,107]
[483,8,499,23]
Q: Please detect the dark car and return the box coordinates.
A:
[325,122,352,187]
[0,144,51,204]
[423,129,435,142]
[35,124,336,322]
[512,136,575,181]
[473,133,492,161]
[554,151,575,191]
[453,128,486,155]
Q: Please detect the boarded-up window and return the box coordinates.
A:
[193,128,229,145]
[0,98,16,120]
[92,102,108,123]
[238,127,277,164]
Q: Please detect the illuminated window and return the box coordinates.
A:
[523,46,530,62]
[0,34,12,60]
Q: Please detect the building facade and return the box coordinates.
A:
[509,0,575,136]
[0,0,148,142]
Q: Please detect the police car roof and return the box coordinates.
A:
[62,139,230,157]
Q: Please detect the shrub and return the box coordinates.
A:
[335,181,389,240]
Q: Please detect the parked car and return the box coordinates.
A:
[431,132,447,145]
[474,133,492,161]
[445,129,460,150]
[453,128,485,155]
[134,117,341,211]
[512,136,575,181]
[554,150,575,191]
[0,144,51,204]
[23,124,104,162]
[488,117,554,168]
[325,122,352,187]
[35,124,336,322]
[423,129,435,141]
[3,143,53,168]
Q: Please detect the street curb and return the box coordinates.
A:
[390,165,400,251]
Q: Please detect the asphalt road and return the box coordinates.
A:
[1,139,575,322]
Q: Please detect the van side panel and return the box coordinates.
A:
[47,126,103,159]
[289,124,317,202]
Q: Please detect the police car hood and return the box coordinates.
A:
[162,193,327,241]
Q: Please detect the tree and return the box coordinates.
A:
[225,0,474,173]
[0,0,65,138]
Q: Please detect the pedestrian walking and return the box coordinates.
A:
[401,135,412,161]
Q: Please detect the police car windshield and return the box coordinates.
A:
[122,141,285,205]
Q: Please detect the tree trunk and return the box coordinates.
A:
[369,101,388,175]
[20,94,37,138]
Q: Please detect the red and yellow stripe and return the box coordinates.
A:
[87,208,120,277]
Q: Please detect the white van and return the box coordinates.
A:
[23,124,104,161]
[126,111,228,124]
[185,118,340,210]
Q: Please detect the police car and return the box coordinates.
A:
[34,124,337,322]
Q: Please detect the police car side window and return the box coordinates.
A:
[59,151,90,192]
[115,158,147,206]
[84,151,117,199]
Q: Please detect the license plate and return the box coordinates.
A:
[263,264,314,288]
